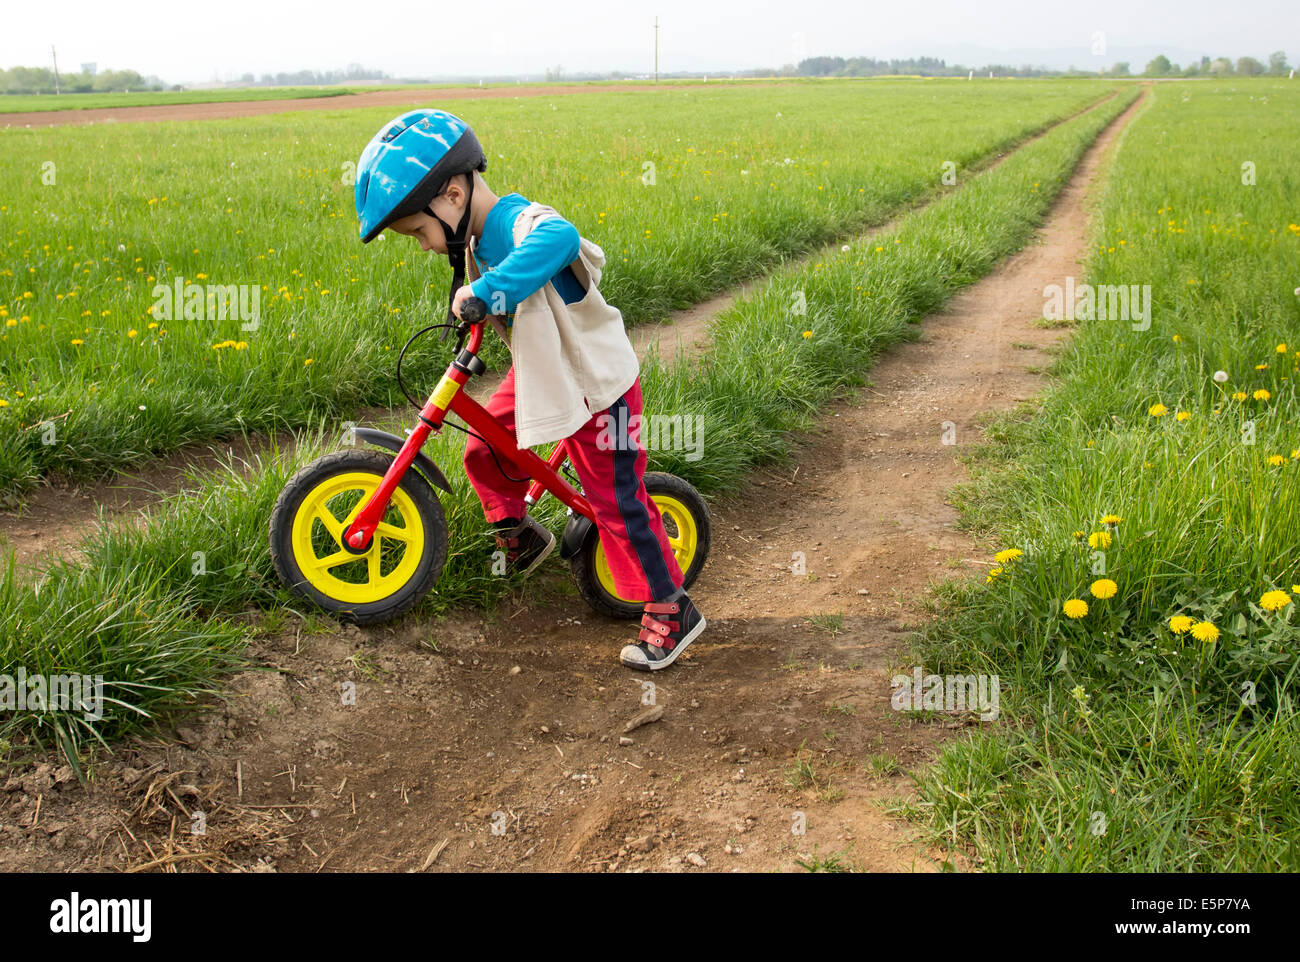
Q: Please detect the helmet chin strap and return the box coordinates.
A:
[428,174,477,324]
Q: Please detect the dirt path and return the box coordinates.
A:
[0,81,785,129]
[0,91,1147,873]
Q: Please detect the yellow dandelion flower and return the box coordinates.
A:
[1176,411,1191,422]
[1253,389,1271,401]
[1063,599,1089,619]
[1278,343,1288,353]
[1088,531,1113,550]
[1260,590,1292,612]
[1169,615,1195,635]
[1190,621,1219,643]
[127,329,138,338]
[986,566,1004,583]
[1100,514,1123,526]
[304,358,314,366]
[1148,403,1168,417]
[1089,578,1118,600]
[1268,455,1285,466]
[801,330,812,339]
[1071,530,1085,540]
[71,338,84,346]
[995,548,1024,564]
[1232,391,1248,401]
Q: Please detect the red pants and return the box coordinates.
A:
[463,369,685,602]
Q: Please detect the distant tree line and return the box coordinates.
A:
[0,66,168,95]
[232,65,389,87]
[796,56,1060,77]
[795,52,1292,79]
[1134,51,1290,76]
[3,52,1291,95]
[0,62,390,95]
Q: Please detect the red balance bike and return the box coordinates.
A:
[269,297,711,625]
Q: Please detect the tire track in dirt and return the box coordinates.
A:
[0,91,1120,576]
[0,90,1149,873]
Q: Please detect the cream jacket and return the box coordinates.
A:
[470,202,640,449]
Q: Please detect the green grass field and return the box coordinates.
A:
[6,76,1294,872]
[904,79,1300,870]
[0,85,1135,761]
[0,80,1116,493]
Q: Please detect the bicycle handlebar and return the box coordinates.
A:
[459,296,488,323]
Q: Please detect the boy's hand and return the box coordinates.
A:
[451,285,476,319]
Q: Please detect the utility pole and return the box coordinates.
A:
[51,45,61,94]
[654,16,659,83]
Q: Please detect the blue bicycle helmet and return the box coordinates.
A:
[355,108,488,322]
[355,108,486,243]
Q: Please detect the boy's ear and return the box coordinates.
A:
[444,172,471,210]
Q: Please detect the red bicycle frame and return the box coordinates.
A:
[343,322,592,551]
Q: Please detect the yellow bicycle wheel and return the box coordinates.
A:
[594,494,699,602]
[270,450,447,624]
[290,471,425,605]
[572,472,712,619]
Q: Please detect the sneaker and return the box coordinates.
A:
[494,515,556,577]
[620,589,706,671]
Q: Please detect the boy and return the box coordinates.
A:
[353,108,705,670]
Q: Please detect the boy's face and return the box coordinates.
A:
[388,174,469,254]
[389,210,448,253]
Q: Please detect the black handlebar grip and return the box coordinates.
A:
[460,296,488,323]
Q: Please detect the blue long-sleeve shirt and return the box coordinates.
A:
[469,193,587,323]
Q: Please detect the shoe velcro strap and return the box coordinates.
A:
[640,614,677,635]
[637,628,675,650]
[644,600,680,614]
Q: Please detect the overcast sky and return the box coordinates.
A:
[2,0,1296,82]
